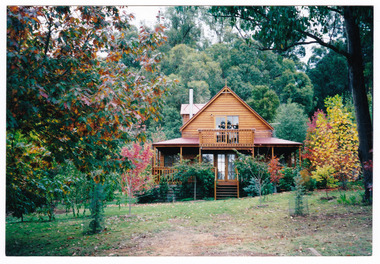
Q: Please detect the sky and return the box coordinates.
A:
[126,5,314,63]
[127,6,164,28]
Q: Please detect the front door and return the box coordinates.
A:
[217,154,236,181]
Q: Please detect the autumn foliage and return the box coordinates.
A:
[7,6,170,177]
[7,6,171,218]
[303,95,361,188]
[268,156,283,192]
[120,143,153,214]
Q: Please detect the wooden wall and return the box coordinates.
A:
[182,92,271,138]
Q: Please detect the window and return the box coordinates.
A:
[202,154,214,165]
[216,116,239,129]
[164,155,179,167]
[227,154,236,180]
[217,154,236,181]
[216,116,239,143]
[217,154,225,180]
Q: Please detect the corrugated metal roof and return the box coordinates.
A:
[254,137,302,145]
[153,137,302,146]
[153,137,199,146]
[180,104,206,115]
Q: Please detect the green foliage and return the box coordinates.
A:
[234,153,270,205]
[136,177,170,204]
[290,169,309,216]
[278,167,296,192]
[307,47,349,111]
[311,165,338,191]
[154,105,182,140]
[87,181,106,234]
[246,85,280,122]
[273,67,314,115]
[274,102,308,143]
[243,177,273,198]
[173,160,215,199]
[209,5,373,203]
[162,7,203,51]
[337,192,363,205]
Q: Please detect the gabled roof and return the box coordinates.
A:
[180,104,206,115]
[180,86,274,132]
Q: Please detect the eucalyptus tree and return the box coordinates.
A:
[307,47,349,111]
[210,6,373,203]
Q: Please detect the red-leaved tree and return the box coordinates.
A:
[268,156,283,193]
[120,143,153,215]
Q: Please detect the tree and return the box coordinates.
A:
[306,47,349,111]
[273,102,308,143]
[161,7,202,51]
[246,85,279,122]
[311,165,338,198]
[7,6,171,184]
[158,106,182,140]
[272,59,314,115]
[268,156,283,193]
[304,95,361,189]
[209,6,373,202]
[120,143,154,215]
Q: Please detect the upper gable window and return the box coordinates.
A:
[215,116,239,129]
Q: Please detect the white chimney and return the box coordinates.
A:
[189,89,194,119]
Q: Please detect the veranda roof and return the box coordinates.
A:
[153,137,302,147]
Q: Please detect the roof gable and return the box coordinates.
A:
[180,86,274,132]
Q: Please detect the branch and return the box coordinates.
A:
[326,7,343,15]
[44,14,53,57]
[298,30,349,58]
[258,40,320,52]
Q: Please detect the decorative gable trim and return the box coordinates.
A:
[180,86,274,132]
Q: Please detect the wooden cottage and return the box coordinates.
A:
[152,85,302,199]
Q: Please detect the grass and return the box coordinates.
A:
[5,189,372,256]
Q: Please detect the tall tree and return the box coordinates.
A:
[246,85,280,122]
[7,6,171,185]
[274,102,308,143]
[304,95,361,189]
[120,143,153,216]
[307,47,349,111]
[161,6,202,51]
[210,6,373,203]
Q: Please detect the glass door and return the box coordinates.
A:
[227,154,236,180]
[217,154,236,181]
[217,154,225,180]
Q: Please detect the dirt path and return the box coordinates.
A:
[104,227,274,256]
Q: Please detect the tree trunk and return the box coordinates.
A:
[128,187,132,216]
[194,176,197,201]
[343,7,373,204]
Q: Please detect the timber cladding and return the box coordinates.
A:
[182,92,271,138]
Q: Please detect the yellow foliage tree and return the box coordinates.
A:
[304,95,361,188]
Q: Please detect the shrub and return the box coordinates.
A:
[299,168,317,192]
[173,160,215,200]
[278,167,296,191]
[235,153,271,206]
[136,187,161,203]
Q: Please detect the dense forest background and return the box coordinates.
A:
[135,7,373,143]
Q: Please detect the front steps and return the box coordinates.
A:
[215,183,238,200]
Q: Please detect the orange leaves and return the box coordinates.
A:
[9,6,19,13]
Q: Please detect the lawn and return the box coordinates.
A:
[5,190,372,256]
